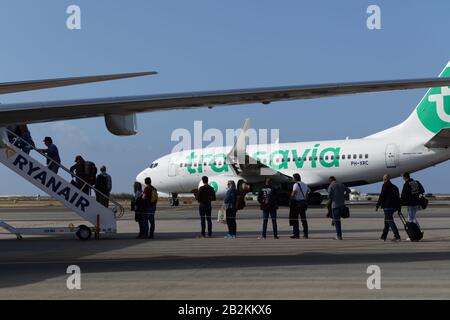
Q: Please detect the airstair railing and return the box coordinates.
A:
[5,129,125,219]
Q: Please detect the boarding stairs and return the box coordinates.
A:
[0,128,124,240]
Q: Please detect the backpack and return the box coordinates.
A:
[84,161,97,183]
[151,188,158,204]
[235,194,246,210]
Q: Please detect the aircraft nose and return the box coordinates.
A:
[136,169,149,184]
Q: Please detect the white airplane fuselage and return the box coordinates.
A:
[137,135,450,198]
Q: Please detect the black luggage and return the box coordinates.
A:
[398,211,423,241]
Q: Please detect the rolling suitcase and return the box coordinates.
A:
[398,211,423,241]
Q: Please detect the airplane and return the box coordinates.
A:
[136,61,450,205]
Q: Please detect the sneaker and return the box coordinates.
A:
[290,236,300,239]
[257,236,266,240]
[334,236,343,240]
[231,235,236,239]
[406,237,411,241]
[391,238,401,242]
[379,238,386,241]
[196,235,205,239]
[274,236,279,239]
[303,235,309,239]
[224,234,232,239]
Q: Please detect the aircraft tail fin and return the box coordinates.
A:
[368,61,450,140]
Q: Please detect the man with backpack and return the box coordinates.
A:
[257,178,279,240]
[376,174,401,242]
[95,166,112,208]
[289,173,310,239]
[401,172,425,237]
[195,176,216,238]
[142,177,158,239]
[328,176,351,240]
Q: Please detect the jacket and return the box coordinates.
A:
[257,185,278,211]
[196,184,216,205]
[224,188,237,210]
[401,179,425,206]
[377,181,400,210]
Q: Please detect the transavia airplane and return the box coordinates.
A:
[137,62,450,205]
[1,63,450,207]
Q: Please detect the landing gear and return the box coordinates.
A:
[170,193,180,207]
[308,192,323,206]
[76,225,92,241]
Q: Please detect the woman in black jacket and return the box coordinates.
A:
[376,174,401,241]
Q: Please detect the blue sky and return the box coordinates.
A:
[0,0,449,195]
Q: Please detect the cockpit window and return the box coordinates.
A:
[149,163,159,169]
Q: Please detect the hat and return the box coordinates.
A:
[43,137,52,143]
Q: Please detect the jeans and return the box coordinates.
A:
[381,208,400,240]
[199,203,212,237]
[292,205,308,237]
[262,209,278,238]
[142,214,155,238]
[136,213,145,237]
[332,207,343,238]
[407,206,420,228]
[226,208,237,236]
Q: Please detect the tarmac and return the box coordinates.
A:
[0,201,450,300]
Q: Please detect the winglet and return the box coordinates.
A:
[0,71,158,95]
[227,118,252,165]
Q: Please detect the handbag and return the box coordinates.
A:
[217,208,226,224]
[419,196,429,210]
[341,206,350,219]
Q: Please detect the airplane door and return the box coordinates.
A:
[168,162,178,177]
[385,144,399,168]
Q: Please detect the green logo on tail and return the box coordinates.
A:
[417,66,450,133]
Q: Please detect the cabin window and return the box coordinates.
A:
[359,154,363,159]
[365,154,369,159]
[309,156,312,161]
[325,156,329,160]
[353,154,357,159]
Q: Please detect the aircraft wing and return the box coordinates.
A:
[1,77,450,127]
[424,128,450,148]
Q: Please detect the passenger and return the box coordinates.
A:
[95,166,112,208]
[327,176,351,240]
[142,177,158,239]
[38,137,61,174]
[132,182,146,239]
[84,160,98,192]
[7,125,17,143]
[401,172,425,231]
[195,176,216,238]
[14,125,35,154]
[257,178,279,240]
[223,180,237,239]
[70,155,88,193]
[289,173,310,239]
[376,174,401,242]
